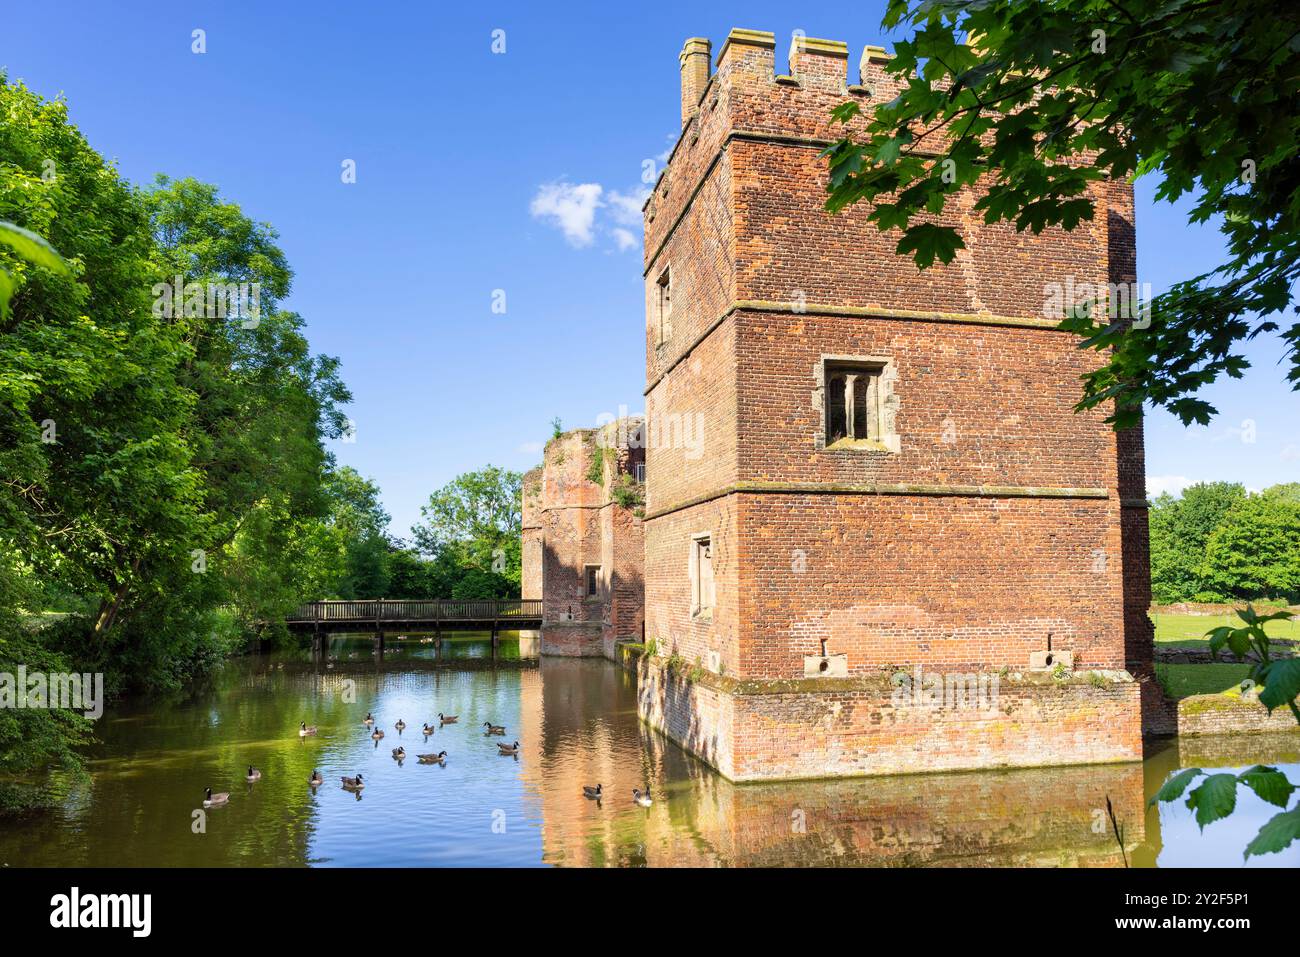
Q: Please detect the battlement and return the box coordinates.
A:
[647,29,907,270]
[674,28,897,128]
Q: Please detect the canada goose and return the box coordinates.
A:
[422,723,436,736]
[299,722,318,737]
[392,746,406,760]
[246,766,262,782]
[203,787,229,807]
[371,727,385,740]
[633,788,653,807]
[363,713,375,725]
[341,774,365,789]
[483,722,506,735]
[583,783,602,800]
[417,751,448,764]
[309,770,324,787]
[497,741,520,756]
[394,719,406,731]
[439,713,458,724]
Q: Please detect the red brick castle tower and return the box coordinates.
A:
[636,29,1154,781]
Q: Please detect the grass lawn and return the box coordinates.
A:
[1154,662,1254,700]
[1152,610,1300,649]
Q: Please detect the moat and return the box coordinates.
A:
[0,634,1295,868]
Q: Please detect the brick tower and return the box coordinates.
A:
[636,29,1154,781]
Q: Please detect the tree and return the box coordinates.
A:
[1202,496,1300,602]
[411,467,522,596]
[1148,482,1247,602]
[823,0,1300,428]
[0,75,352,681]
[386,546,441,600]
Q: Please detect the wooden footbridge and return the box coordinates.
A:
[286,599,542,646]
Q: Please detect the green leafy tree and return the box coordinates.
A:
[823,0,1300,428]
[0,75,356,763]
[385,546,442,599]
[1202,495,1300,602]
[1148,482,1247,602]
[0,75,204,658]
[411,467,522,596]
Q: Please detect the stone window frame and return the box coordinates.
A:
[689,532,714,622]
[583,564,602,601]
[812,353,900,453]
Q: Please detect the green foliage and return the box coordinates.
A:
[1150,483,1300,603]
[1204,605,1300,721]
[610,473,644,510]
[822,0,1300,428]
[1150,764,1299,860]
[0,220,71,318]
[1202,496,1300,601]
[0,75,359,785]
[410,467,522,597]
[550,417,563,439]
[587,444,608,485]
[1151,606,1300,860]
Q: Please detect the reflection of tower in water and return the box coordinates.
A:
[525,657,1146,867]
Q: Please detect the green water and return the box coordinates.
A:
[0,634,1296,867]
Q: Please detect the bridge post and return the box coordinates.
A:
[491,620,499,657]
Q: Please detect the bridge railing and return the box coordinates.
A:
[286,599,542,623]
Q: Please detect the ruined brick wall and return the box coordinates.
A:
[601,501,645,658]
[533,423,645,658]
[521,467,543,601]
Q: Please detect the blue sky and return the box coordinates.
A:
[5,1,1295,535]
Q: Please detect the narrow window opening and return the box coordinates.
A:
[690,535,714,619]
[655,267,672,345]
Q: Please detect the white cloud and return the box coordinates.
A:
[1146,475,1196,498]
[530,181,647,252]
[605,187,650,227]
[529,181,602,247]
[655,130,676,165]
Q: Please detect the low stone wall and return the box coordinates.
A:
[1154,644,1295,664]
[1153,602,1300,617]
[1176,692,1300,736]
[637,655,1143,782]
